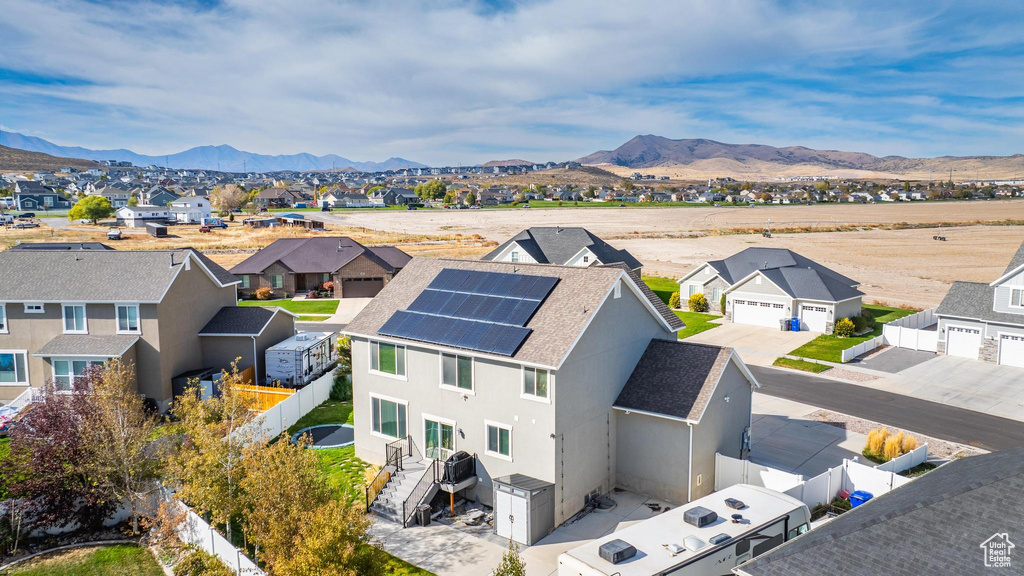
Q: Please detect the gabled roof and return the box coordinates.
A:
[0,248,237,303]
[345,258,675,368]
[483,227,643,271]
[602,264,684,331]
[695,248,861,302]
[613,340,753,422]
[9,242,113,251]
[229,237,409,275]
[936,281,1024,325]
[990,239,1024,286]
[199,306,291,336]
[736,449,1024,576]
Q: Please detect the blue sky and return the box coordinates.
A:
[0,0,1022,165]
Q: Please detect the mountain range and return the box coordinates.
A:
[0,131,426,173]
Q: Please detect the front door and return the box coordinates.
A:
[424,418,454,461]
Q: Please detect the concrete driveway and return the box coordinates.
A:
[687,322,818,367]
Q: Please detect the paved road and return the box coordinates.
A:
[750,366,1024,452]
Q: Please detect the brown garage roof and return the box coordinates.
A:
[229,237,410,275]
[345,258,675,368]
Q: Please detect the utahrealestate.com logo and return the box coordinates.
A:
[980,533,1014,569]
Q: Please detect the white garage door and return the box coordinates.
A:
[999,334,1024,368]
[801,305,829,333]
[946,326,981,359]
[733,299,786,328]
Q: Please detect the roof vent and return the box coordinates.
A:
[683,537,708,552]
[683,506,717,528]
[598,539,636,565]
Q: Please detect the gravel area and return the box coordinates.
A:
[824,367,881,382]
[806,409,983,460]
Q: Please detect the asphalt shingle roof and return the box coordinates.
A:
[1002,239,1024,277]
[34,334,139,357]
[704,248,861,302]
[199,307,278,336]
[602,263,685,331]
[229,237,409,275]
[936,281,1024,326]
[345,258,673,368]
[613,340,733,421]
[483,227,643,271]
[9,242,113,251]
[737,449,1024,576]
[0,248,235,302]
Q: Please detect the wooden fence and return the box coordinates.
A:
[236,384,295,412]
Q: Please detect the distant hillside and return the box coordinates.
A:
[482,159,535,167]
[0,144,102,172]
[0,130,427,173]
[577,135,1024,179]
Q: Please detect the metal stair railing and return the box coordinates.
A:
[401,458,441,528]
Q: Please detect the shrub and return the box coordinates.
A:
[668,291,681,309]
[254,287,273,300]
[861,309,876,329]
[851,314,868,333]
[883,431,904,461]
[688,293,709,313]
[902,434,918,453]
[720,293,726,315]
[834,317,855,337]
[174,548,234,576]
[322,281,334,293]
[865,428,888,457]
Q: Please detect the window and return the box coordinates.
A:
[752,533,784,556]
[688,284,697,296]
[322,273,331,284]
[756,276,762,285]
[0,351,28,385]
[53,359,103,391]
[510,251,519,263]
[116,304,140,333]
[62,304,87,334]
[583,255,589,263]
[0,304,6,333]
[370,396,407,439]
[485,421,512,460]
[1012,288,1024,308]
[788,523,809,539]
[441,353,473,391]
[370,341,406,377]
[270,275,283,289]
[522,367,549,400]
[24,304,44,314]
[712,287,721,302]
[241,275,250,289]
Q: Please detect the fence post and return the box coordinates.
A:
[236,549,242,573]
[210,526,215,551]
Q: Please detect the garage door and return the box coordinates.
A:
[800,305,829,332]
[733,299,786,328]
[999,334,1024,368]
[341,277,384,298]
[946,326,981,359]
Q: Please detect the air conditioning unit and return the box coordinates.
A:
[598,539,636,565]
[683,506,718,528]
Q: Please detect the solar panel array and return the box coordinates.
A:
[378,268,560,356]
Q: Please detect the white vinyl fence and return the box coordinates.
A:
[840,308,938,363]
[177,501,264,575]
[230,370,334,447]
[715,445,927,509]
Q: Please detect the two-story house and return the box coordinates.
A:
[170,197,212,224]
[935,240,1024,367]
[345,258,760,539]
[0,246,294,408]
[482,227,644,275]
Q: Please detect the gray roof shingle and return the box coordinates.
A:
[34,334,139,357]
[199,307,279,336]
[345,258,674,367]
[602,264,685,331]
[9,242,113,251]
[229,237,409,275]
[614,340,734,421]
[936,280,1024,326]
[1002,239,1024,277]
[737,449,1024,576]
[706,248,861,302]
[483,227,643,271]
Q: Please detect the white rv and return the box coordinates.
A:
[265,331,338,387]
[557,484,811,576]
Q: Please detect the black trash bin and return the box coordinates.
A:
[416,504,431,526]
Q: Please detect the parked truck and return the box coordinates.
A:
[200,217,228,229]
[265,331,338,387]
[557,484,811,576]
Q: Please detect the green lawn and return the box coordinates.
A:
[675,311,721,340]
[7,544,163,576]
[239,298,339,315]
[297,314,331,322]
[641,275,679,306]
[787,304,918,363]
[773,357,833,374]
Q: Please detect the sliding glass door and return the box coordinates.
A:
[424,418,455,461]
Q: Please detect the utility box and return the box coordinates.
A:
[265,331,337,387]
[493,474,554,546]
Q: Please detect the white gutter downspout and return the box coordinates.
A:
[687,422,694,502]
[252,336,259,384]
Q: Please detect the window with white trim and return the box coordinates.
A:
[1012,288,1024,309]
[441,353,473,391]
[53,358,103,391]
[712,287,721,302]
[510,251,519,263]
[270,275,283,289]
[485,421,512,459]
[24,304,44,314]
[0,305,6,333]
[370,341,406,376]
[583,255,590,263]
[116,304,140,333]
[688,284,697,296]
[62,304,87,334]
[370,396,407,439]
[523,367,549,400]
[241,275,250,289]
[0,351,28,385]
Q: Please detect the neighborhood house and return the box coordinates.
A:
[483,227,644,274]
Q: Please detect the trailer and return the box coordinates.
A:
[145,222,167,237]
[557,484,811,576]
[265,331,338,387]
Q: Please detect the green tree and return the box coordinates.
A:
[443,190,457,204]
[466,190,477,206]
[127,194,139,207]
[414,180,447,200]
[68,195,114,224]
[494,541,527,576]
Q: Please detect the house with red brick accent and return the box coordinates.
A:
[231,237,411,299]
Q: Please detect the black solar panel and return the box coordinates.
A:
[378,269,560,356]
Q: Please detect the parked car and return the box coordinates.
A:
[321,206,332,212]
[406,205,418,210]
[12,221,39,229]
[18,213,35,219]
[522,204,530,208]
[470,205,481,210]
[199,225,211,233]
[107,228,123,240]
